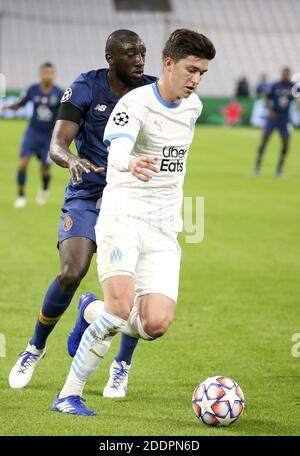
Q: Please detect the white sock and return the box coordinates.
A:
[83,299,104,324]
[59,310,125,398]
[122,306,153,341]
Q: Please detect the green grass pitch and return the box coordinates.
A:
[0,119,299,436]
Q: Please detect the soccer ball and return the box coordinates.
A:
[192,376,245,426]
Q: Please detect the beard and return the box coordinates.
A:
[115,63,142,89]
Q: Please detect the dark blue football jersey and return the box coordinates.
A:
[61,69,156,200]
[19,84,64,134]
[268,81,294,122]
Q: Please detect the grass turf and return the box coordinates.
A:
[0,120,299,436]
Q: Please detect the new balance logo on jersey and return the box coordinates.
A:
[94,104,107,112]
[160,146,187,172]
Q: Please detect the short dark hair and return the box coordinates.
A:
[40,62,54,70]
[162,29,216,62]
[105,29,140,53]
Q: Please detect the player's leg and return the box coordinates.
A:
[253,120,274,175]
[36,142,51,205]
[103,221,180,398]
[128,222,180,340]
[52,215,139,414]
[52,275,134,415]
[9,201,100,389]
[275,126,290,176]
[67,291,139,397]
[14,130,35,207]
[14,156,31,208]
[135,293,176,339]
[9,236,96,389]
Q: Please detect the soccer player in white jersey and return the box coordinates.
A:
[52,29,216,416]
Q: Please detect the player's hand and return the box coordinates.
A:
[269,110,277,120]
[68,156,105,184]
[128,156,160,182]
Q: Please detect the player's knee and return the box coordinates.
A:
[107,295,132,320]
[115,301,132,321]
[58,264,87,291]
[143,315,173,339]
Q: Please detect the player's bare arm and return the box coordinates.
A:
[50,119,104,183]
[128,156,160,182]
[1,101,22,111]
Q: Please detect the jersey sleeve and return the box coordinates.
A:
[103,93,146,146]
[60,74,92,113]
[17,85,33,106]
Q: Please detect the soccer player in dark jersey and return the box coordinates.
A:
[253,67,296,177]
[9,30,156,392]
[2,62,64,207]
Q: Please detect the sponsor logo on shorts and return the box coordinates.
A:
[63,215,73,231]
[160,145,187,172]
[110,247,122,263]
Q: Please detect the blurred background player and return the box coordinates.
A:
[2,62,64,207]
[253,67,296,177]
[8,30,156,393]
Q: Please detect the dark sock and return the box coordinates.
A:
[276,146,288,175]
[42,174,51,191]
[255,144,265,171]
[17,170,26,196]
[115,333,139,365]
[30,278,76,349]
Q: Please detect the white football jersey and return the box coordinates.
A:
[101,82,203,231]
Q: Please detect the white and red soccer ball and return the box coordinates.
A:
[192,376,245,426]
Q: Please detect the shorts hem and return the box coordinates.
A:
[135,289,178,304]
[99,270,135,284]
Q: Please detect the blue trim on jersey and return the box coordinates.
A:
[104,133,136,146]
[152,82,182,109]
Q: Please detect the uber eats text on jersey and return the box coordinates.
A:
[160,145,187,172]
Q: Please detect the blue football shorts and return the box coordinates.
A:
[264,119,291,139]
[58,197,101,246]
[20,128,52,165]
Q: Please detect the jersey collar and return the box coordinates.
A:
[152,82,182,109]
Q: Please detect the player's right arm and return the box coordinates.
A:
[1,86,32,111]
[50,119,104,184]
[50,76,104,183]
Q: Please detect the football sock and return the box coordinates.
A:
[83,299,104,324]
[276,146,288,175]
[255,144,265,171]
[17,170,26,195]
[59,310,125,398]
[83,300,139,365]
[30,278,76,349]
[115,333,139,365]
[122,306,154,341]
[42,174,51,190]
